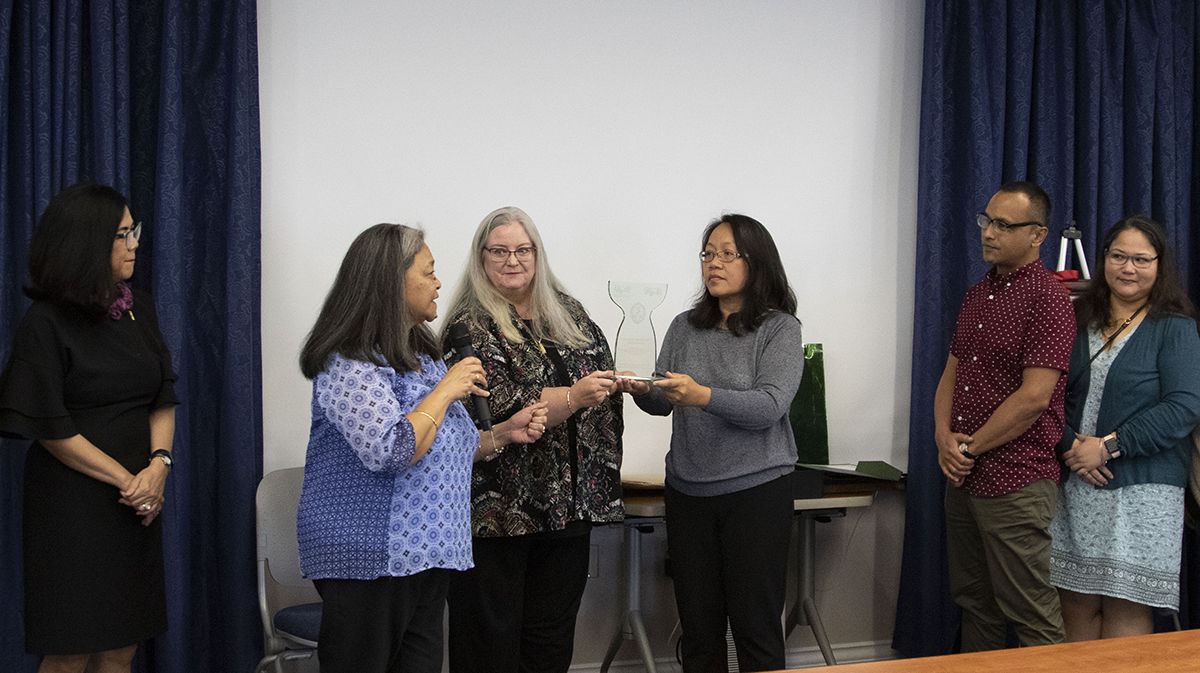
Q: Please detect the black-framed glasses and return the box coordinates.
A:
[975,213,1042,233]
[699,249,743,263]
[483,245,537,262]
[114,221,142,250]
[1106,250,1158,269]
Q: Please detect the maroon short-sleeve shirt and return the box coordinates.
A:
[948,259,1075,497]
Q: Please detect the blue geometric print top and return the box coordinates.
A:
[296,353,479,579]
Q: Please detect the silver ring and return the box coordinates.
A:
[141,503,151,511]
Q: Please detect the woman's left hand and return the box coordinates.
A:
[120,461,167,525]
[653,371,712,407]
[507,401,550,445]
[1063,433,1108,475]
[1078,464,1114,487]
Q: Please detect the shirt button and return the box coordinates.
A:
[964,386,970,391]
[957,416,963,421]
[988,294,994,300]
[972,356,977,361]
[977,324,982,329]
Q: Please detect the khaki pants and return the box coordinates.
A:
[945,479,1065,651]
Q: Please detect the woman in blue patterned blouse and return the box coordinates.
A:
[295,223,548,673]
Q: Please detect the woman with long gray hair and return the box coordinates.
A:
[440,207,623,673]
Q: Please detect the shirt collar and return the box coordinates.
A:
[987,258,1045,287]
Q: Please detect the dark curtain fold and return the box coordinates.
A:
[0,2,262,671]
[896,0,1200,657]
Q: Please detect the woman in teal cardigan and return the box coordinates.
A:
[1050,215,1200,641]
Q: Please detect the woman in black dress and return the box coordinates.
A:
[0,184,177,673]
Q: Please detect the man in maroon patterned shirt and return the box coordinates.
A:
[934,182,1075,651]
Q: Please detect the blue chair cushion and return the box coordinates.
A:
[274,602,322,642]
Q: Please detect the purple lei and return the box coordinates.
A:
[108,282,133,320]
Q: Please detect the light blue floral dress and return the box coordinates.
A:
[1049,325,1183,609]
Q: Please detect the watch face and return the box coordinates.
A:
[1104,437,1119,453]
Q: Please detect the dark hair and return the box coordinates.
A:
[26,183,129,314]
[299,224,440,379]
[1074,215,1197,331]
[997,181,1051,226]
[687,213,797,336]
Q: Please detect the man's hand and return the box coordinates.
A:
[937,429,975,487]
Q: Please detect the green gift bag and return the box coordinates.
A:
[789,343,829,465]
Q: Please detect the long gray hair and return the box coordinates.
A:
[442,206,588,347]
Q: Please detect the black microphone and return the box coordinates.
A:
[448,323,492,431]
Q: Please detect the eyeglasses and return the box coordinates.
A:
[114,222,142,250]
[1106,251,1158,269]
[975,213,1042,233]
[483,245,537,263]
[699,250,743,263]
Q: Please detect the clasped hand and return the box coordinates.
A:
[936,430,974,488]
[1062,433,1113,487]
[506,400,549,444]
[120,462,167,526]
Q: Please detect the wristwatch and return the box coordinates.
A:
[1101,432,1121,460]
[151,449,174,469]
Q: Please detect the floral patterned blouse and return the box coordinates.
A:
[443,294,624,537]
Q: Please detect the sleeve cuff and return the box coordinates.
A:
[0,409,78,441]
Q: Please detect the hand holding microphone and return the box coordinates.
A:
[448,323,493,430]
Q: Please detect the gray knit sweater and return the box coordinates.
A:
[635,310,805,496]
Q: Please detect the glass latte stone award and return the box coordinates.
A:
[607,281,667,380]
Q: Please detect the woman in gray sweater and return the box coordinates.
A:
[621,213,804,672]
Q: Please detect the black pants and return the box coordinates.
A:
[665,474,794,673]
[313,569,449,673]
[447,530,591,673]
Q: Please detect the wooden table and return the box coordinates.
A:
[778,630,1200,673]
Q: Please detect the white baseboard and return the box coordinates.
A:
[785,639,898,668]
[570,640,898,673]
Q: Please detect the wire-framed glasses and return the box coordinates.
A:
[483,245,537,262]
[1106,251,1158,269]
[114,222,142,250]
[699,249,743,263]
[975,213,1041,233]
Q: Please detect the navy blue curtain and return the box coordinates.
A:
[895,0,1200,657]
[0,2,262,671]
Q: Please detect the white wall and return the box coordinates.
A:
[259,0,923,476]
[258,1,924,667]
